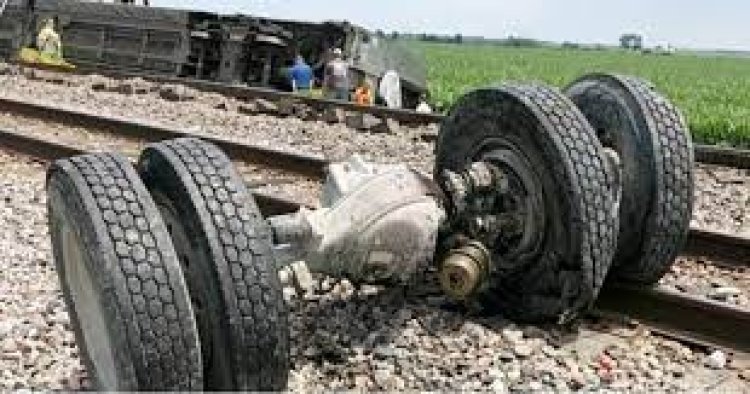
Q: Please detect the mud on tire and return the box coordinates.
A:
[137,138,289,390]
[436,84,619,323]
[566,74,694,284]
[47,152,202,390]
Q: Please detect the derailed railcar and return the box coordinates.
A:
[0,0,191,73]
[0,0,33,57]
[0,0,427,106]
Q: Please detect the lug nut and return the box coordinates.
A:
[466,161,497,191]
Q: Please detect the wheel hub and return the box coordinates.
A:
[438,144,547,299]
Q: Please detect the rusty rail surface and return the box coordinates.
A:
[684,228,750,268]
[693,144,750,169]
[594,285,750,353]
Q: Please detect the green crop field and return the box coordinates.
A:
[416,42,750,148]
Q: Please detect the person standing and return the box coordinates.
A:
[378,69,402,109]
[416,94,432,113]
[323,48,351,101]
[354,79,374,106]
[289,55,313,94]
[37,18,62,59]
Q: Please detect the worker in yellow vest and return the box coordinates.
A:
[18,17,74,70]
[37,18,63,59]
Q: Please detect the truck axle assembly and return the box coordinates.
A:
[47,73,694,390]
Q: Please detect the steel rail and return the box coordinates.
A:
[1,128,748,352]
[0,126,301,217]
[693,144,750,169]
[0,95,327,179]
[594,285,750,353]
[684,228,750,268]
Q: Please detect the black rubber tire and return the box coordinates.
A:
[436,84,619,323]
[137,138,289,390]
[566,74,694,284]
[47,152,202,390]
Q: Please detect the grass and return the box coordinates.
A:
[416,42,750,148]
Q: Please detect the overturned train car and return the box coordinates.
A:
[0,0,427,107]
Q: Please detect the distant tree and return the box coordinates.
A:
[562,41,580,49]
[454,34,463,44]
[504,36,543,48]
[390,31,400,40]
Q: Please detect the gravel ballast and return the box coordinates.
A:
[284,274,750,392]
[661,257,749,307]
[692,164,750,235]
[0,151,87,390]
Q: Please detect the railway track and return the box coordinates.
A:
[0,116,747,353]
[10,69,750,170]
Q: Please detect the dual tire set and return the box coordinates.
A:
[436,74,694,322]
[48,139,289,390]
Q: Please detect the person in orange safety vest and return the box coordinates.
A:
[354,80,373,106]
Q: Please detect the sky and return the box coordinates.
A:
[153,0,750,51]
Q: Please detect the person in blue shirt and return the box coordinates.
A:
[289,55,313,94]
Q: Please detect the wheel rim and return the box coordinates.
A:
[477,142,546,263]
[447,138,547,274]
[60,219,118,388]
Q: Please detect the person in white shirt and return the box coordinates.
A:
[416,94,432,113]
[378,70,402,109]
[323,48,351,101]
[37,18,62,58]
